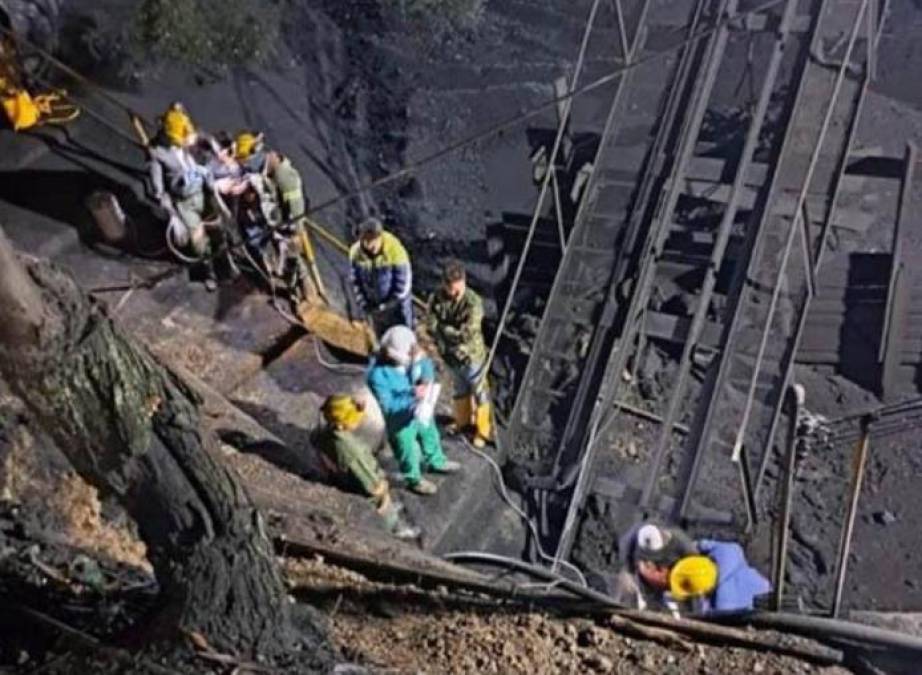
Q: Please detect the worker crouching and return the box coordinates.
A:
[350,218,414,336]
[312,394,420,540]
[614,523,770,615]
[669,540,771,614]
[367,326,460,495]
[427,260,493,448]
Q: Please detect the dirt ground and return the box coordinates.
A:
[285,556,847,675]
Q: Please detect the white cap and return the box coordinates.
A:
[636,524,665,554]
[380,325,416,367]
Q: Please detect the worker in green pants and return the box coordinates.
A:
[367,325,460,495]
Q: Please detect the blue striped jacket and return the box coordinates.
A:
[349,230,412,310]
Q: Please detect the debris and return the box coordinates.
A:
[872,510,897,526]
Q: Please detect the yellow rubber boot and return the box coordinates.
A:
[473,401,493,448]
[448,396,472,435]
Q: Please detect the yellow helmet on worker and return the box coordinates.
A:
[322,394,365,429]
[669,555,718,600]
[162,102,195,147]
[235,130,265,160]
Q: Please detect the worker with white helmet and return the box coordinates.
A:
[367,325,460,495]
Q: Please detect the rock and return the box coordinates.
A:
[577,626,606,648]
[872,510,897,526]
[582,653,614,672]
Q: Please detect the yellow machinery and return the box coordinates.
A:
[0,32,78,131]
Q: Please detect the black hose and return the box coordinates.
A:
[446,552,922,659]
[443,551,623,607]
[745,612,922,655]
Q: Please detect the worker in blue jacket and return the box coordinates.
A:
[669,540,771,614]
[350,217,414,336]
[367,325,460,495]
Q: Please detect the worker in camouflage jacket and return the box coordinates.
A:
[426,260,493,447]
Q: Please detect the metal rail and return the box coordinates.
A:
[748,0,880,502]
[503,0,657,456]
[638,0,799,511]
[550,0,824,565]
[555,0,720,560]
[677,0,878,522]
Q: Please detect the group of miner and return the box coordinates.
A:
[148,103,770,614]
[148,102,493,533]
[148,102,309,293]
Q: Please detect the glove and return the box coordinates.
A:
[373,299,399,314]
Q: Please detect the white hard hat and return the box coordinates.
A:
[636,524,665,555]
[380,325,416,367]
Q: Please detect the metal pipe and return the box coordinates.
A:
[830,416,873,617]
[445,552,845,665]
[772,385,801,610]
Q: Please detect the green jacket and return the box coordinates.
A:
[427,286,487,368]
[271,156,306,222]
[312,426,382,496]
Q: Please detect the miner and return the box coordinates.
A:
[148,102,236,290]
[612,522,698,610]
[350,217,414,336]
[312,393,419,539]
[367,325,459,495]
[669,540,771,614]
[426,259,493,448]
[234,130,309,225]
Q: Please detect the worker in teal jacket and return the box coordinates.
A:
[350,217,414,336]
[367,325,459,495]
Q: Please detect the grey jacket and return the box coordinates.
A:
[148,142,209,202]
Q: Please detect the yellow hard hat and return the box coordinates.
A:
[235,131,263,160]
[162,103,195,146]
[322,394,365,429]
[669,555,718,600]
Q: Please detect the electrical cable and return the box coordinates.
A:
[457,436,588,587]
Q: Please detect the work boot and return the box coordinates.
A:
[431,460,461,474]
[201,259,217,292]
[447,396,472,435]
[473,401,493,449]
[409,478,438,495]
